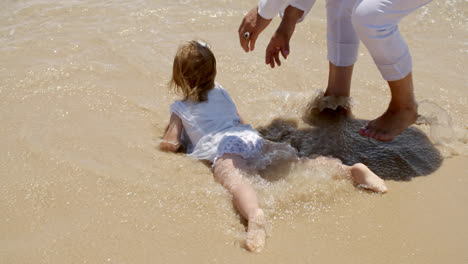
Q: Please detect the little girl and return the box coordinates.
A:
[160,40,388,252]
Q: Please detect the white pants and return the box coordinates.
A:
[326,0,432,81]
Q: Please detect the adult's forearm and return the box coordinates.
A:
[280,0,316,23]
[277,5,304,37]
[258,0,290,19]
[283,5,304,24]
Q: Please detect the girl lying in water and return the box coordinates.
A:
[160,40,388,252]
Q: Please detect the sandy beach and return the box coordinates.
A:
[1,0,467,263]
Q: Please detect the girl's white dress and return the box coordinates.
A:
[170,83,264,164]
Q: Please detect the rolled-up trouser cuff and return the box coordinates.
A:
[327,39,359,67]
[376,51,412,81]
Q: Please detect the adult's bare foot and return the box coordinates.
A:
[359,72,418,142]
[359,103,418,142]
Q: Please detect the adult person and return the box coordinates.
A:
[238,0,433,142]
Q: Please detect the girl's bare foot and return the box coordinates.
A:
[349,163,388,193]
[245,209,266,253]
[359,103,418,141]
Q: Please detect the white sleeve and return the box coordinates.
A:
[257,0,290,19]
[170,101,193,127]
[279,0,316,23]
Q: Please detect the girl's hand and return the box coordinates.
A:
[160,113,183,153]
[159,140,181,152]
[238,7,272,52]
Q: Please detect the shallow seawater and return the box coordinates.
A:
[1,0,468,263]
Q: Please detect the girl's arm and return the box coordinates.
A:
[160,113,183,152]
[237,110,247,125]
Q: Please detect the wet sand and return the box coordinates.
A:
[1,0,467,263]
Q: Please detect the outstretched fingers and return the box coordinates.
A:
[274,49,281,66]
[265,34,290,68]
[266,47,286,68]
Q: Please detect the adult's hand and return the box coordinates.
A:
[238,7,272,52]
[265,5,304,68]
[265,30,290,68]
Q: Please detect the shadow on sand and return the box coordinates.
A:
[257,104,443,181]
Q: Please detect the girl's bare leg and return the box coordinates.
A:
[213,153,265,252]
[344,163,388,193]
[299,157,388,193]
